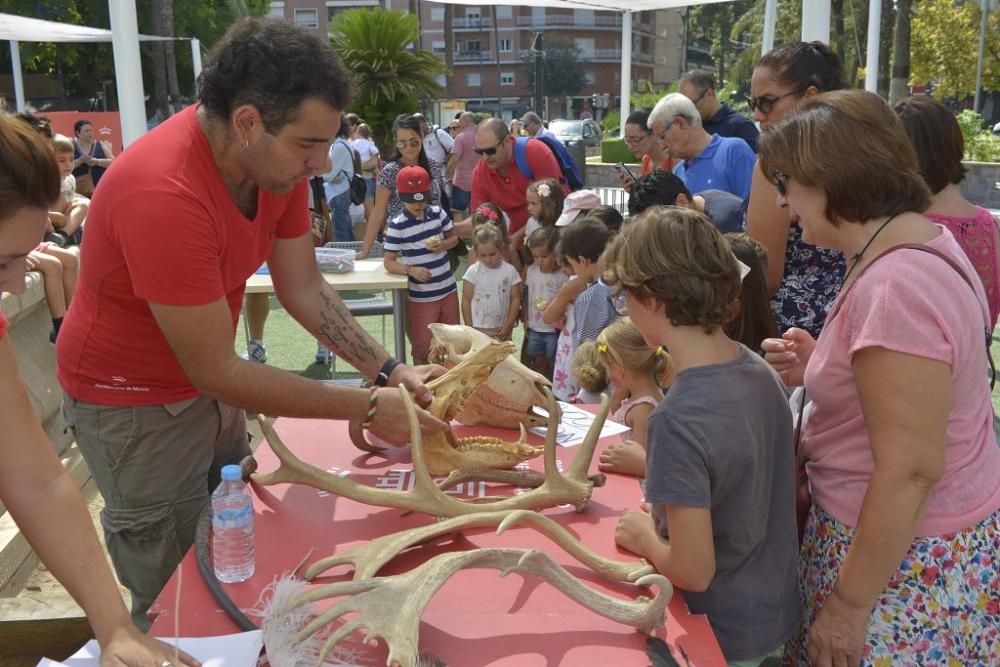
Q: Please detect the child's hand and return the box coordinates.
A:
[599,440,646,478]
[424,235,442,250]
[615,509,656,556]
[409,266,433,282]
[25,254,40,271]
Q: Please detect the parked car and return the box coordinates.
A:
[549,119,604,147]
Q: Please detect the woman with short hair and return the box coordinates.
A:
[0,112,197,666]
[760,90,1000,666]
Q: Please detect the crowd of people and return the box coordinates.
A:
[0,14,998,667]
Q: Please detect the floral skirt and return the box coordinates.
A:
[784,504,1000,666]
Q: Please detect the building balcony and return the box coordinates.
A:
[453,16,493,29]
[515,14,622,29]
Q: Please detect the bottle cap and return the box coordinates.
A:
[221,464,242,481]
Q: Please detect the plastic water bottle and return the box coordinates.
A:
[212,464,255,583]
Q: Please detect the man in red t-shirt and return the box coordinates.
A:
[55,19,446,627]
[470,118,568,236]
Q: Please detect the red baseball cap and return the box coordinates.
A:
[396,165,431,203]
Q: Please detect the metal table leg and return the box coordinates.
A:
[392,288,407,364]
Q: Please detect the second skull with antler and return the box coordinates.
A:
[349,325,557,476]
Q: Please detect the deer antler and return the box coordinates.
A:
[278,548,671,667]
[251,386,610,518]
[303,509,654,583]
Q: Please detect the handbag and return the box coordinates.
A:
[794,242,996,543]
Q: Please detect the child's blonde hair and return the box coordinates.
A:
[472,222,506,254]
[356,122,373,139]
[595,318,674,388]
[527,178,565,227]
[51,133,74,154]
[573,341,608,394]
[469,203,509,245]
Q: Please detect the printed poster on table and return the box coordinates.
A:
[529,401,630,447]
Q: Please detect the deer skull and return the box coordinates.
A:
[427,323,552,429]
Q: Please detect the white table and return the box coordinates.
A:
[243,259,409,363]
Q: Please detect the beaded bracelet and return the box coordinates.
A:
[361,386,379,428]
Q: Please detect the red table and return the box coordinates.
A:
[149,412,725,666]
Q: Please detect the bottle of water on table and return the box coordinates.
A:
[212,464,255,583]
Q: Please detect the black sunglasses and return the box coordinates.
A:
[771,169,789,197]
[746,90,801,114]
[474,134,507,156]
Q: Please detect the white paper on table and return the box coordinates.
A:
[352,261,384,272]
[47,630,263,667]
[529,401,630,447]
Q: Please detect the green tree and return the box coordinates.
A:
[521,34,587,98]
[911,0,1000,99]
[329,7,446,145]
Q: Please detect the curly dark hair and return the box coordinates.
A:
[199,18,353,133]
[627,168,691,216]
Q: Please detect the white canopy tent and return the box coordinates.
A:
[1,10,201,145]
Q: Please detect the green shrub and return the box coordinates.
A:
[601,110,620,134]
[600,138,637,164]
[956,109,1000,163]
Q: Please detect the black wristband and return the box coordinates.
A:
[373,357,402,387]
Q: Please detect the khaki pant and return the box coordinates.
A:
[62,394,250,630]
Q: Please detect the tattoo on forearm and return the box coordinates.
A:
[316,292,380,370]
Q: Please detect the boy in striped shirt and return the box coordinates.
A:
[383,165,461,364]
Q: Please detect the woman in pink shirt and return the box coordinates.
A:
[760,91,1000,665]
[895,95,1000,329]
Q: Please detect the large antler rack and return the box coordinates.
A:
[277,548,672,667]
[251,386,609,517]
[303,509,655,582]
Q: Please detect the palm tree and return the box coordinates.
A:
[330,7,447,144]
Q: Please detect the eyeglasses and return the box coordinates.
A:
[612,290,629,316]
[745,90,801,114]
[624,133,650,146]
[474,135,507,156]
[771,169,790,197]
[689,88,709,105]
[655,118,681,144]
[395,139,421,149]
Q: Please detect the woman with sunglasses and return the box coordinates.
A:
[358,114,446,259]
[760,89,1000,667]
[620,108,672,192]
[0,114,199,665]
[745,41,847,339]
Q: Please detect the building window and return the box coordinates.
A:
[430,7,444,21]
[466,7,481,21]
[465,39,481,52]
[435,74,447,87]
[498,39,512,52]
[293,8,318,29]
[268,2,284,19]
[467,72,481,87]
[432,40,446,54]
[496,6,511,19]
[500,72,515,86]
[584,70,596,85]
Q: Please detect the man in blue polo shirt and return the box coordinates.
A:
[649,93,755,201]
[679,69,759,152]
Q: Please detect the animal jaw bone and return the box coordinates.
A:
[279,548,672,667]
[427,324,553,429]
[349,339,545,475]
[303,509,655,583]
[251,387,609,517]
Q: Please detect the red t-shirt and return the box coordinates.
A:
[470,139,567,234]
[0,311,7,339]
[57,105,309,406]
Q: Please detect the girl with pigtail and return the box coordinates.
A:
[578,318,674,478]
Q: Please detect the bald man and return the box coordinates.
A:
[470,118,567,236]
[447,112,479,220]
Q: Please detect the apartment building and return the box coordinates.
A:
[268,1,692,123]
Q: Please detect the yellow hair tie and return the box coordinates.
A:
[655,347,665,358]
[596,341,608,354]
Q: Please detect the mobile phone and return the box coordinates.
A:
[615,162,637,184]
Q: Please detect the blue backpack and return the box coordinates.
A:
[513,136,584,191]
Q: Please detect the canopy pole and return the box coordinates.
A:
[191,38,203,88]
[9,40,25,112]
[762,0,777,56]
[864,0,882,92]
[801,0,831,43]
[619,9,632,139]
[108,0,147,146]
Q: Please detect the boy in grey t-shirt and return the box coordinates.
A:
[604,207,799,663]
